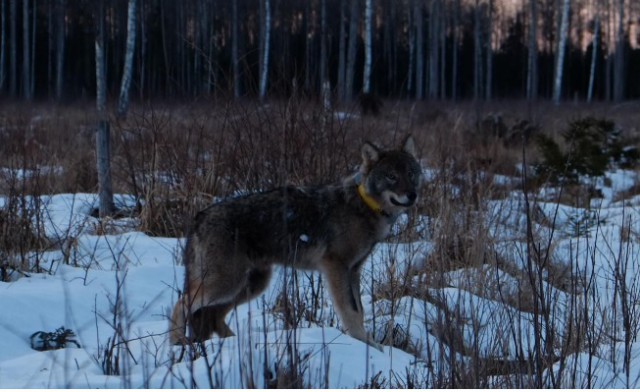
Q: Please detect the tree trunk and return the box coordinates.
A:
[95,3,106,112]
[29,0,34,96]
[345,0,358,101]
[485,0,493,100]
[414,0,423,99]
[362,0,372,94]
[527,0,538,100]
[587,12,599,103]
[55,0,66,101]
[303,0,312,92]
[319,0,327,88]
[95,0,114,218]
[22,0,31,100]
[159,0,171,95]
[232,0,241,98]
[613,0,624,102]
[259,0,270,99]
[9,0,15,96]
[0,0,6,91]
[428,0,439,99]
[473,0,482,101]
[552,0,570,104]
[337,0,347,100]
[451,0,460,101]
[138,0,146,99]
[117,0,137,118]
[407,0,414,96]
[439,0,446,99]
[96,120,115,218]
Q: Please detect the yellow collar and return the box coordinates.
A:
[357,184,383,214]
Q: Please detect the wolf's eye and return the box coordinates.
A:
[386,173,397,182]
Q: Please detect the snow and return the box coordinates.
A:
[2,166,640,388]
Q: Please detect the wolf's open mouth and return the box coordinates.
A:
[390,197,413,207]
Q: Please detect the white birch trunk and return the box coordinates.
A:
[117,0,137,118]
[473,0,482,100]
[29,0,34,96]
[587,13,599,103]
[0,0,5,90]
[485,0,492,100]
[337,0,347,100]
[259,0,270,99]
[9,0,15,96]
[95,0,114,217]
[451,0,460,101]
[407,0,414,96]
[232,0,240,98]
[552,0,570,104]
[414,0,423,99]
[55,0,65,100]
[345,0,358,100]
[319,0,327,86]
[428,0,439,99]
[526,0,538,100]
[22,0,30,100]
[613,0,624,102]
[362,0,373,94]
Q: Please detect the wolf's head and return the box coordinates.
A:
[358,135,422,216]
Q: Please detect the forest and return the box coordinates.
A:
[4,1,640,388]
[0,0,639,104]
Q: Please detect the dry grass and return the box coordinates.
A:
[2,99,640,386]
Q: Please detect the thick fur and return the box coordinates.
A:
[170,136,422,349]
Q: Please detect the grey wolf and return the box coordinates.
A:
[170,136,422,350]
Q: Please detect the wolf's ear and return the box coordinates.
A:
[402,135,417,158]
[361,142,380,165]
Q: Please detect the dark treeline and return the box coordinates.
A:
[0,0,639,103]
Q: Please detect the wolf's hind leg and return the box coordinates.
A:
[192,267,273,341]
[169,295,190,345]
[191,304,235,340]
[241,267,273,302]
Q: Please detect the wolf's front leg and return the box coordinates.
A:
[323,260,383,352]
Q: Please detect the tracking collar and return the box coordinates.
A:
[357,183,384,215]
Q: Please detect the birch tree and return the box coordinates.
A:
[0,0,5,91]
[95,0,114,217]
[485,0,493,100]
[552,0,570,104]
[407,0,414,96]
[451,0,460,101]
[587,8,599,103]
[473,0,482,100]
[527,0,539,100]
[8,0,14,96]
[337,0,347,100]
[22,0,31,100]
[414,0,423,99]
[232,0,241,98]
[345,0,358,100]
[117,0,137,117]
[54,0,65,100]
[258,0,270,99]
[428,0,439,99]
[362,0,373,94]
[319,0,327,89]
[613,0,625,102]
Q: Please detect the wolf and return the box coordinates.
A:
[169,136,422,350]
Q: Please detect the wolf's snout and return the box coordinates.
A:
[407,192,417,202]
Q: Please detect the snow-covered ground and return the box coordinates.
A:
[2,168,640,388]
